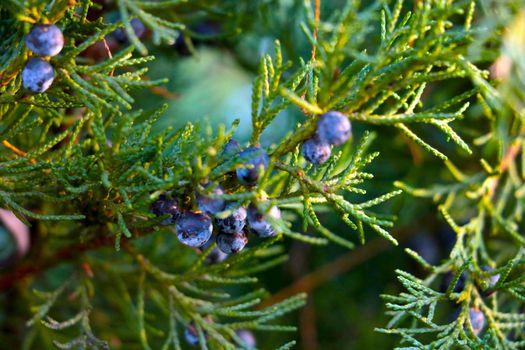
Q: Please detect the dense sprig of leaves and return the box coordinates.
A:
[380,2,525,348]
[1,0,516,348]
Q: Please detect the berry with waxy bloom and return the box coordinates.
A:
[482,265,500,286]
[235,330,256,348]
[469,308,485,336]
[199,237,228,264]
[206,245,228,264]
[301,136,331,165]
[184,326,199,346]
[236,147,269,186]
[184,322,207,346]
[196,183,225,215]
[22,58,55,93]
[216,231,248,254]
[26,24,64,57]
[223,138,241,156]
[176,212,213,247]
[247,203,281,238]
[216,203,247,234]
[150,195,181,224]
[317,111,352,146]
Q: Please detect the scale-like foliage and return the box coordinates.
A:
[0,0,522,348]
[379,2,525,349]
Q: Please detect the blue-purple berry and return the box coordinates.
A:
[131,18,146,37]
[199,237,228,264]
[26,24,64,57]
[184,326,199,346]
[317,111,351,146]
[490,274,500,286]
[196,183,225,215]
[184,322,206,346]
[482,265,500,286]
[469,308,485,335]
[247,203,280,238]
[216,203,247,234]
[440,271,466,293]
[206,246,228,264]
[236,147,269,186]
[301,137,331,165]
[112,18,146,44]
[176,212,213,247]
[235,330,256,348]
[22,58,55,93]
[216,231,248,254]
[223,138,241,156]
[151,195,181,224]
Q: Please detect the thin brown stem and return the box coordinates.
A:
[0,236,112,290]
[2,140,37,164]
[312,0,321,62]
[0,226,150,291]
[488,139,522,198]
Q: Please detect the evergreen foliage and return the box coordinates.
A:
[0,0,524,348]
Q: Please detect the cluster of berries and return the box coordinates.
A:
[301,111,352,165]
[22,19,147,92]
[151,140,280,257]
[22,24,64,93]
